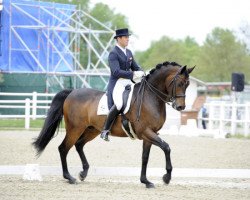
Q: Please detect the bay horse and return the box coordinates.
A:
[33,61,195,188]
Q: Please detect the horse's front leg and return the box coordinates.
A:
[161,138,172,184]
[142,129,172,185]
[140,140,154,188]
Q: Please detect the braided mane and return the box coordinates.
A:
[146,61,182,79]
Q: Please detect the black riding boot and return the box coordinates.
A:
[100,105,120,141]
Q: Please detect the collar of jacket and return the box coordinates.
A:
[116,44,127,56]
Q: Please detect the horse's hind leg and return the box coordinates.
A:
[75,134,89,181]
[75,126,100,182]
[58,129,82,184]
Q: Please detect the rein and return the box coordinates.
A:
[144,78,171,103]
[134,73,186,121]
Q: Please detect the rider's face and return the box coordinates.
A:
[117,36,129,48]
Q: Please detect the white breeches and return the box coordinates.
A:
[113,78,133,110]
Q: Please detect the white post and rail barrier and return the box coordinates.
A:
[0,92,54,129]
[201,102,250,136]
[0,92,250,136]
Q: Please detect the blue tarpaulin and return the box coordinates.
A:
[0,0,76,72]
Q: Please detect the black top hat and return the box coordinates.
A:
[114,28,131,39]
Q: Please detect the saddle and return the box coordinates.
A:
[120,85,138,140]
[97,84,137,140]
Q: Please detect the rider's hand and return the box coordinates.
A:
[133,71,144,78]
[133,71,145,83]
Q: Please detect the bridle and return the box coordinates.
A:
[145,75,186,103]
[134,72,187,121]
[168,72,187,100]
[144,70,187,102]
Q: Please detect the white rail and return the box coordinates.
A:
[1,92,250,136]
[0,92,55,129]
[200,102,250,136]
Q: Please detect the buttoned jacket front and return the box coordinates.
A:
[107,46,141,109]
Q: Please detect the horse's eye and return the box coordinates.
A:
[178,82,184,87]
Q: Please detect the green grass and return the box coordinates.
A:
[0,119,65,130]
[228,133,250,140]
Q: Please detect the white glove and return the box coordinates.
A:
[133,71,145,83]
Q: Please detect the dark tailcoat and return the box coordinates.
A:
[107,46,141,109]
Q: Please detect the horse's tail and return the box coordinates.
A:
[32,89,73,156]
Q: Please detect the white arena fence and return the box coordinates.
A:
[0,92,250,136]
[0,92,55,129]
[201,102,250,136]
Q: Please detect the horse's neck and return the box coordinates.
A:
[144,88,166,115]
[133,83,166,120]
[145,74,168,117]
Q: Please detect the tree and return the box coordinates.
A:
[78,3,129,68]
[42,1,129,69]
[135,36,199,70]
[135,27,250,83]
[194,28,250,82]
[89,3,129,30]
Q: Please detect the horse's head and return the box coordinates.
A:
[165,64,195,111]
[144,61,195,112]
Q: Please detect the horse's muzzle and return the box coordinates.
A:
[176,105,185,111]
[172,101,185,111]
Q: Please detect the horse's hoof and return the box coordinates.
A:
[163,173,171,184]
[146,183,155,188]
[63,173,77,184]
[79,171,87,181]
[69,180,77,184]
[68,178,77,184]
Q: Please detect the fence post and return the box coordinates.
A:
[32,92,37,120]
[208,102,214,130]
[219,103,225,135]
[231,102,237,135]
[25,98,30,129]
[244,103,250,137]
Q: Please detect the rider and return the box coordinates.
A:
[100,28,144,141]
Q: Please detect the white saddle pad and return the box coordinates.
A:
[97,85,135,115]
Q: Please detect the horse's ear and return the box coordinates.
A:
[179,65,187,74]
[187,66,195,74]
